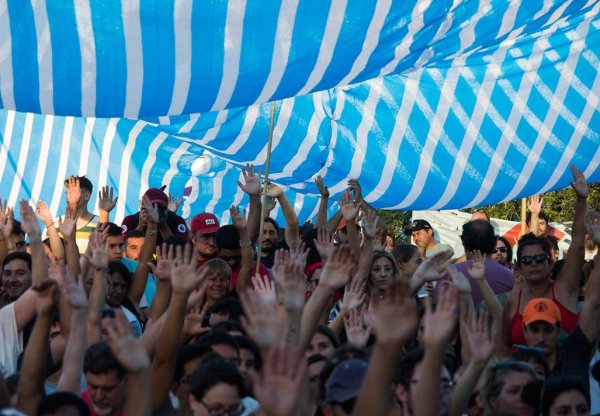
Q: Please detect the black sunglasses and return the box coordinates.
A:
[493,247,508,253]
[519,253,548,265]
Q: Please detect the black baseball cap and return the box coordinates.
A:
[404,219,432,236]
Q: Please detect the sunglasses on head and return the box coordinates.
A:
[493,247,508,253]
[519,253,548,265]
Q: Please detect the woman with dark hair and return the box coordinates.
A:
[105,262,143,336]
[480,359,537,416]
[368,250,401,297]
[493,236,513,269]
[541,376,589,416]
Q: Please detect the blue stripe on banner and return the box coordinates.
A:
[139,0,176,116]
[46,1,82,116]
[7,0,40,113]
[90,0,127,117]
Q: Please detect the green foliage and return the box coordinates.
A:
[376,181,600,242]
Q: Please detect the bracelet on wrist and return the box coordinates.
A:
[239,240,252,248]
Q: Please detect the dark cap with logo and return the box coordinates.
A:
[404,219,433,236]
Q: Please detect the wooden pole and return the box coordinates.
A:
[255,101,277,276]
[520,197,527,236]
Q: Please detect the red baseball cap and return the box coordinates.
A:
[191,213,220,234]
[144,188,168,208]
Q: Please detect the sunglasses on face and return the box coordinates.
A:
[519,253,548,265]
[493,247,508,253]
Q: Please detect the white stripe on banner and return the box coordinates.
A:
[8,113,34,207]
[256,0,299,103]
[163,141,190,190]
[30,115,54,204]
[297,0,348,96]
[122,0,144,119]
[140,131,169,198]
[49,116,74,217]
[97,118,118,191]
[211,0,247,111]
[32,0,54,114]
[74,0,97,116]
[79,118,95,176]
[0,111,16,185]
[115,120,147,222]
[0,1,14,110]
[167,0,193,115]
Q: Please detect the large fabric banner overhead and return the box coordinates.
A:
[0,0,599,225]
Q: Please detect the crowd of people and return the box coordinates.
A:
[0,163,599,416]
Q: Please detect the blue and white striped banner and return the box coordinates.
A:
[1,0,600,225]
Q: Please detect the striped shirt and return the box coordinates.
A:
[75,215,99,254]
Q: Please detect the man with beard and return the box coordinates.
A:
[259,217,279,269]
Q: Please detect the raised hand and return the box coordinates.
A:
[570,165,588,198]
[266,182,284,199]
[288,241,309,270]
[183,306,210,339]
[62,273,88,310]
[0,204,14,239]
[98,186,118,213]
[319,246,356,291]
[343,278,366,311]
[585,210,600,245]
[314,227,335,264]
[362,208,379,240]
[147,243,174,282]
[527,195,543,215]
[59,207,78,239]
[250,343,307,416]
[171,244,208,294]
[35,201,54,228]
[464,310,496,366]
[105,309,151,373]
[315,175,329,198]
[447,264,472,294]
[252,273,277,306]
[237,163,262,196]
[140,195,159,225]
[48,257,69,288]
[240,290,282,349]
[344,307,371,348]
[168,193,182,213]
[339,190,359,221]
[467,250,486,282]
[422,285,459,347]
[370,279,418,345]
[88,228,110,270]
[65,176,82,208]
[229,205,248,232]
[33,279,59,316]
[412,249,453,283]
[279,259,306,311]
[348,179,362,201]
[264,196,277,213]
[19,200,41,239]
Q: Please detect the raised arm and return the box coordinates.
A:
[299,246,354,352]
[105,310,152,416]
[352,279,419,416]
[555,165,588,299]
[237,163,262,243]
[86,230,110,346]
[0,204,16,258]
[98,186,118,224]
[414,286,459,416]
[409,249,453,295]
[527,195,543,237]
[36,201,65,261]
[231,206,253,294]
[20,201,47,286]
[579,210,600,342]
[59,207,81,277]
[57,274,88,394]
[314,175,330,229]
[128,196,158,305]
[267,183,300,247]
[339,190,361,260]
[16,280,58,416]
[151,244,208,411]
[450,310,495,416]
[354,209,378,281]
[147,243,174,325]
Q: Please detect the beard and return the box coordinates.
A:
[261,241,276,254]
